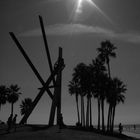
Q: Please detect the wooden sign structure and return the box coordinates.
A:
[9,16,65,126]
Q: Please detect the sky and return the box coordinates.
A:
[0,0,140,125]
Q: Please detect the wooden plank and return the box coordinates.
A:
[9,32,53,99]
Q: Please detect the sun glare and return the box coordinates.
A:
[76,0,96,14]
[76,0,83,14]
[74,0,113,24]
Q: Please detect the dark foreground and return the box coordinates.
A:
[0,125,139,140]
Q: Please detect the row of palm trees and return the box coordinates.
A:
[68,40,127,132]
[0,84,32,121]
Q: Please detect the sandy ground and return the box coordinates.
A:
[0,125,140,140]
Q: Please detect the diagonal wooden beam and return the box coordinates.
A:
[9,32,53,99]
[39,15,55,85]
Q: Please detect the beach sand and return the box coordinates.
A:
[0,125,140,140]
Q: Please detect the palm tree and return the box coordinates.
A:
[7,84,21,116]
[109,78,126,131]
[82,65,93,127]
[0,85,8,110]
[105,78,113,131]
[20,98,32,116]
[68,80,80,125]
[97,40,117,131]
[72,63,88,127]
[97,40,116,78]
[86,91,92,127]
[77,64,93,127]
[90,58,106,130]
[98,72,109,131]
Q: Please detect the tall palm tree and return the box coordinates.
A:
[72,63,88,127]
[98,72,109,131]
[97,40,117,131]
[105,77,113,131]
[0,85,8,110]
[20,98,32,116]
[79,64,93,127]
[86,92,92,127]
[68,80,80,125]
[90,58,106,130]
[7,84,21,116]
[81,65,93,127]
[109,78,126,131]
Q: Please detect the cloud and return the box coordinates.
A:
[20,23,140,44]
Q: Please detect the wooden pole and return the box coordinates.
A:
[49,47,64,126]
[20,58,63,124]
[39,15,55,85]
[9,32,53,99]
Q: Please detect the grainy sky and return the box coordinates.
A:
[0,0,140,125]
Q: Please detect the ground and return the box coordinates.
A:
[0,125,139,140]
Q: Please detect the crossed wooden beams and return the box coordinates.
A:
[9,16,65,125]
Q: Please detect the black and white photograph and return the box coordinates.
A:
[0,0,140,139]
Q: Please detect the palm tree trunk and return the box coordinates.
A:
[89,98,92,127]
[75,94,80,124]
[107,61,111,78]
[11,103,14,116]
[82,96,85,127]
[97,98,100,130]
[109,106,113,131]
[86,97,89,127]
[101,99,105,131]
[107,104,111,131]
[111,105,116,132]
[81,95,83,126]
[107,60,112,131]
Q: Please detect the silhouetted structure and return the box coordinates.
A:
[9,15,65,126]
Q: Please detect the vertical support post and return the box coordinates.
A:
[56,47,62,125]
[49,47,63,126]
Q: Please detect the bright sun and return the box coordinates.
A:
[74,0,113,24]
[76,0,96,14]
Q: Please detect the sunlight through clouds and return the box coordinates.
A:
[76,0,83,14]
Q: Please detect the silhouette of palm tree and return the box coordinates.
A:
[107,77,126,131]
[7,84,21,116]
[80,65,93,127]
[20,98,32,118]
[90,58,106,130]
[98,72,109,131]
[68,80,81,125]
[72,63,88,127]
[97,40,116,78]
[68,40,126,132]
[0,85,8,110]
[97,40,116,131]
